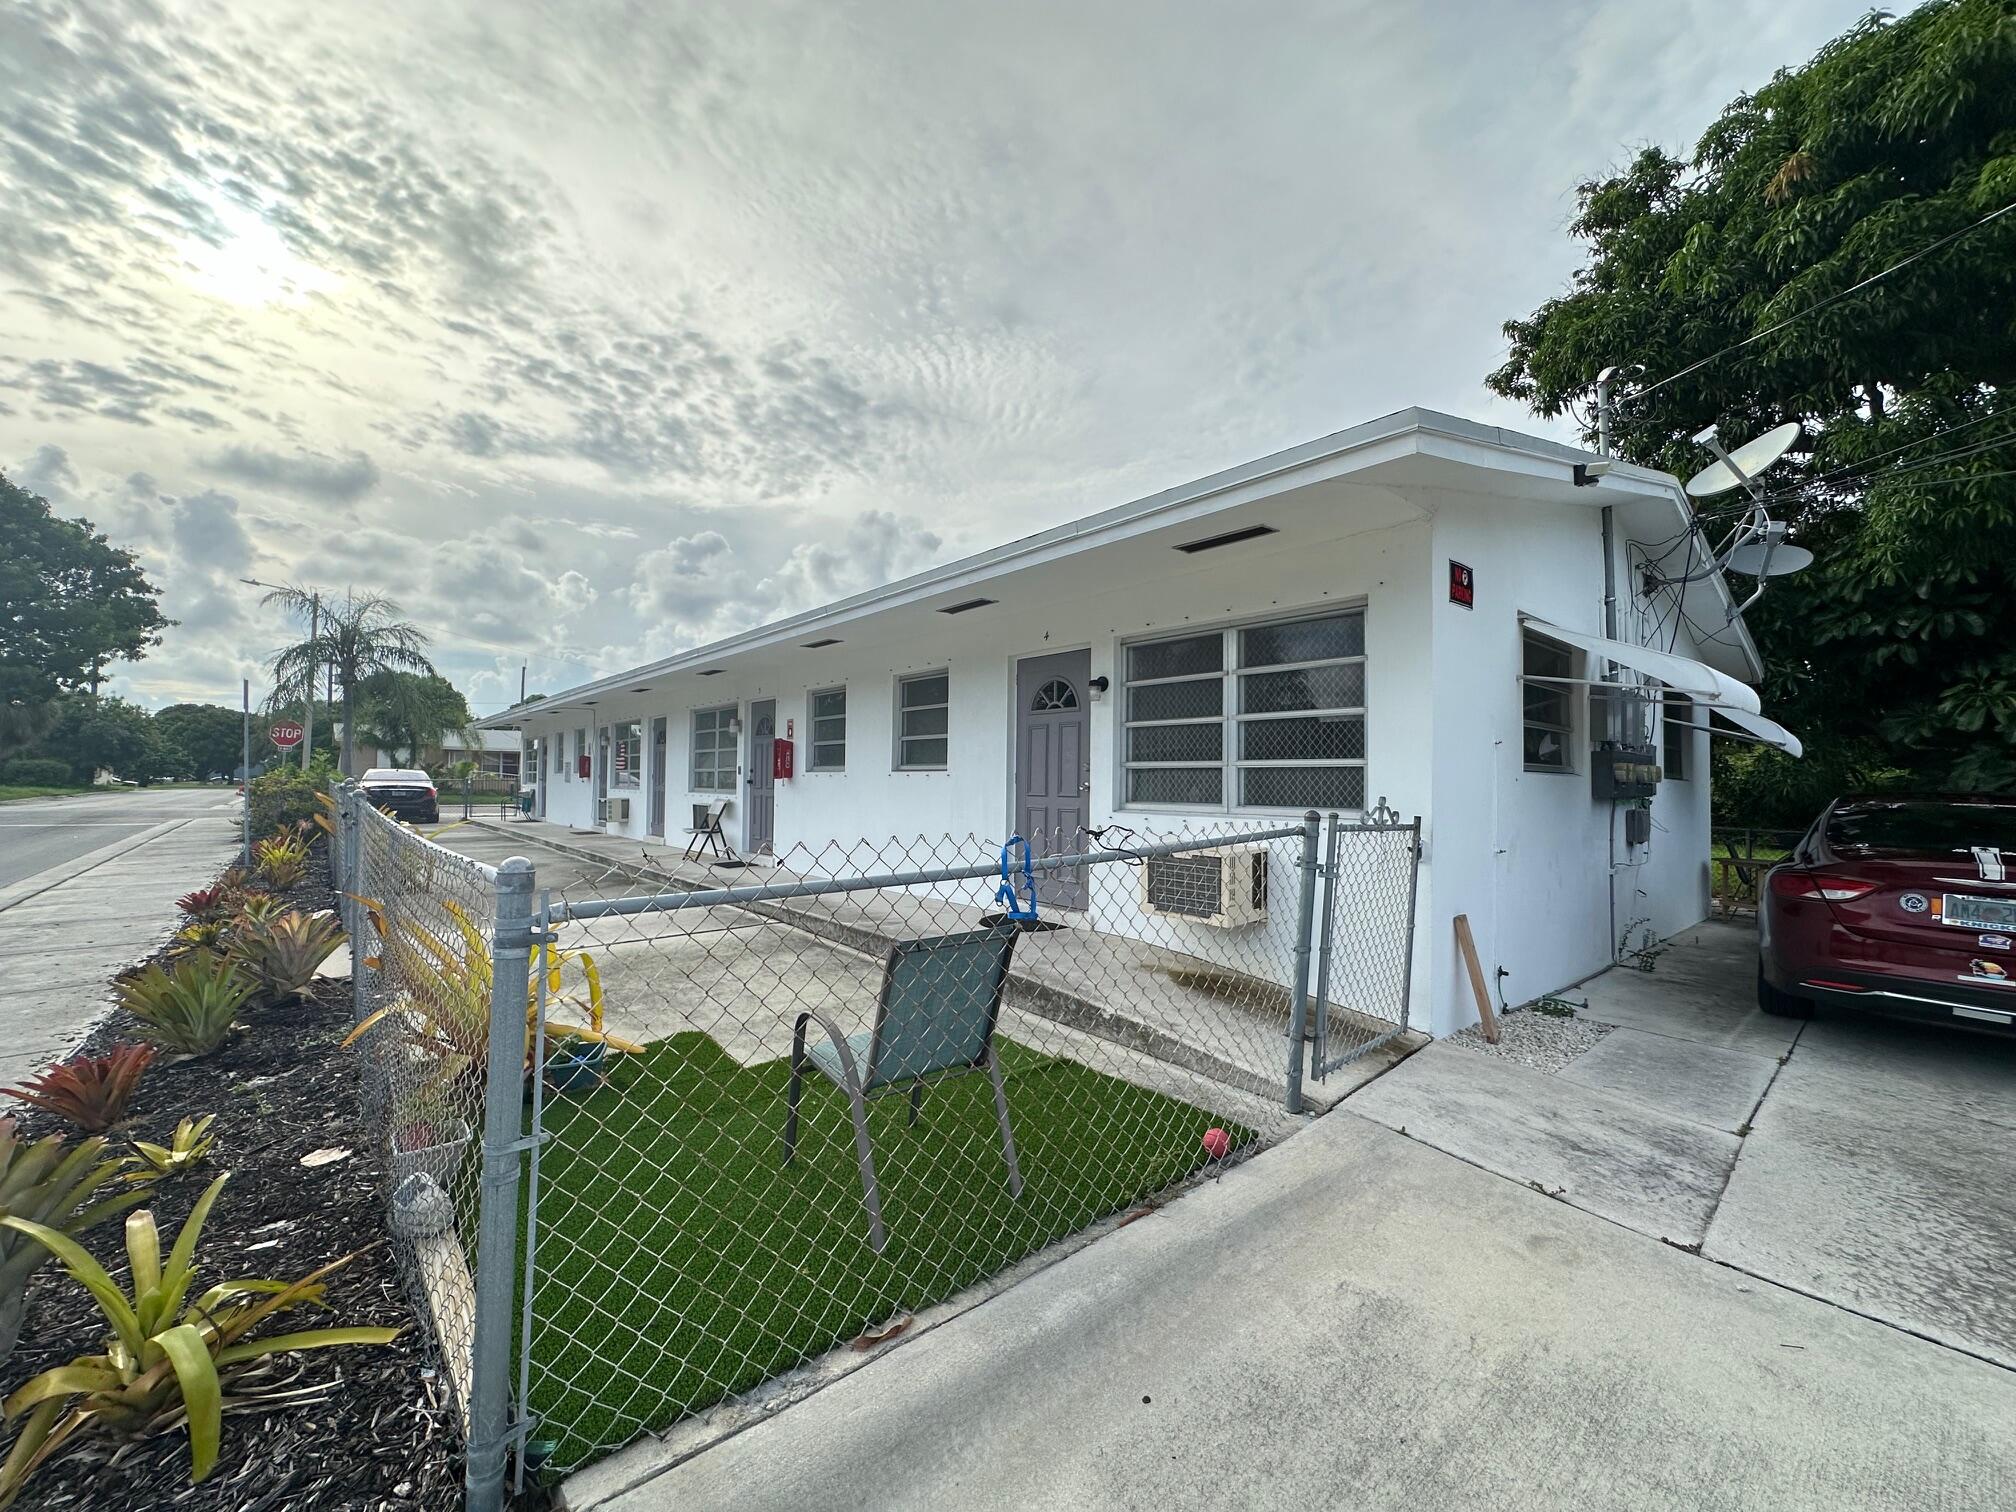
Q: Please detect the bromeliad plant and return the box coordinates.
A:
[131,1115,218,1179]
[343,895,637,1087]
[0,1121,152,1363]
[0,1176,402,1506]
[251,827,311,890]
[175,887,230,922]
[2,1045,155,1134]
[114,952,257,1057]
[227,910,345,1003]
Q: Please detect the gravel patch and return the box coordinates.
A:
[1446,1007,1612,1073]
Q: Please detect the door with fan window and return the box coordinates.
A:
[1015,651,1090,909]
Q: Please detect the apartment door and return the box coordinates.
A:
[649,718,668,838]
[747,700,776,855]
[1015,650,1090,909]
[596,727,610,826]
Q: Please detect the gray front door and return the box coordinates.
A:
[648,718,668,837]
[747,700,776,855]
[1015,650,1090,909]
[596,727,610,825]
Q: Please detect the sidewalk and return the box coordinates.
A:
[568,1107,2016,1512]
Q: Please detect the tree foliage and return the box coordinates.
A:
[1488,0,2016,820]
[153,703,248,780]
[262,590,435,776]
[354,671,473,766]
[0,472,169,755]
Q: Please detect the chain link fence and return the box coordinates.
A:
[329,782,499,1454]
[325,794,1416,1505]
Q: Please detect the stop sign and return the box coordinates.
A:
[270,720,304,750]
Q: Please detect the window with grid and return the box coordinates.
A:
[691,706,736,791]
[1522,632,1576,772]
[610,720,642,790]
[1662,691,1691,781]
[809,687,846,771]
[896,672,949,769]
[1123,609,1366,812]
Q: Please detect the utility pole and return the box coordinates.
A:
[520,663,527,704]
[301,590,320,771]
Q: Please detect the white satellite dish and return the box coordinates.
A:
[1685,421,1802,498]
[1724,541,1815,576]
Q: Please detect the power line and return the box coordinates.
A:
[1621,198,2016,406]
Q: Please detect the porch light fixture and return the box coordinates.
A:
[938,597,997,615]
[802,637,843,648]
[1173,524,1276,554]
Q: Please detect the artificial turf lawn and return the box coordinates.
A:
[517,1031,1252,1470]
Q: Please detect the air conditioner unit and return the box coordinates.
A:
[1138,845,1268,929]
[600,797,631,823]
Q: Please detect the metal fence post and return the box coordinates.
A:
[466,856,536,1512]
[1283,810,1321,1114]
[343,786,366,1027]
[1309,813,1342,1080]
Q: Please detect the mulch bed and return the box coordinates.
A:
[4,838,466,1511]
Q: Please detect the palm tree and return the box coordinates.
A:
[263,589,435,776]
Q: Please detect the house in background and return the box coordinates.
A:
[478,408,1799,1037]
[348,727,522,784]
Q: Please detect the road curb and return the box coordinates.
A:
[0,814,204,915]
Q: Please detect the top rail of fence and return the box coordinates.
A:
[348,785,504,886]
[548,822,1310,924]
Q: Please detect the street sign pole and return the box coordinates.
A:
[240,679,252,866]
[301,591,319,772]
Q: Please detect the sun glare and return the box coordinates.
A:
[175,193,341,308]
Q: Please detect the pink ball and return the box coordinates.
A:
[1201,1127,1231,1160]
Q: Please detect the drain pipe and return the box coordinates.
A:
[1596,368,1621,960]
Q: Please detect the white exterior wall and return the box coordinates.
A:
[515,481,1718,1038]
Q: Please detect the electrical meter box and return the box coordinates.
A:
[1593,743,1661,801]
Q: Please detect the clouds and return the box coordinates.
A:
[1,0,1858,714]
[205,445,381,503]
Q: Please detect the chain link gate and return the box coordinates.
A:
[1308,804,1422,1082]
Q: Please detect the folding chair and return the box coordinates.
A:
[683,799,732,861]
[783,924,1024,1252]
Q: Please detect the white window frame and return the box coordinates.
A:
[1521,631,1579,774]
[571,727,586,782]
[808,686,847,772]
[610,719,642,791]
[690,705,737,792]
[1119,606,1367,815]
[894,670,950,771]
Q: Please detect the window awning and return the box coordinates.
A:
[1520,617,1763,716]
[1710,706,1804,759]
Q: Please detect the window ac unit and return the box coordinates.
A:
[600,797,631,823]
[1138,845,1268,929]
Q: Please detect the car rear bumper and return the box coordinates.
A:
[1773,964,2016,1033]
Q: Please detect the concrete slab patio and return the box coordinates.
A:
[1350,918,2016,1368]
[574,1110,2016,1512]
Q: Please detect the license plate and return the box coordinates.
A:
[1943,893,2016,930]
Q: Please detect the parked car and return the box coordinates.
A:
[360,767,440,824]
[1759,795,2016,1035]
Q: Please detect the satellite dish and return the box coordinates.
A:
[1685,422,1802,498]
[1724,542,1814,576]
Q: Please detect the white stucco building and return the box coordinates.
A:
[480,408,1798,1037]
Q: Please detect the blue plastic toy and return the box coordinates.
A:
[996,836,1039,923]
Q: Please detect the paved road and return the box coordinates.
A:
[0,788,243,1075]
[0,788,233,890]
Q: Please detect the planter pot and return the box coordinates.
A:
[390,1118,471,1190]
[542,1041,607,1094]
[389,1172,454,1240]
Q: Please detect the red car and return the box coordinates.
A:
[1759,795,2016,1034]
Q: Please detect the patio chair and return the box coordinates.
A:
[783,924,1025,1253]
[684,799,732,861]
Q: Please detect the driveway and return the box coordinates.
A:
[576,1109,2016,1512]
[0,788,243,1075]
[1349,919,2016,1369]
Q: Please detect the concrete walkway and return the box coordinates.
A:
[0,788,243,1075]
[1350,919,2016,1369]
[573,1109,2016,1512]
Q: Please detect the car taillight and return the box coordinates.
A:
[1770,871,1879,902]
[426,786,437,796]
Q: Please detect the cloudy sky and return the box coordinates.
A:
[2,0,1857,715]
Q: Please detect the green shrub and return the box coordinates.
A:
[0,758,74,788]
[245,767,321,834]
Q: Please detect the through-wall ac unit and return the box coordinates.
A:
[600,797,632,823]
[1138,845,1268,929]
